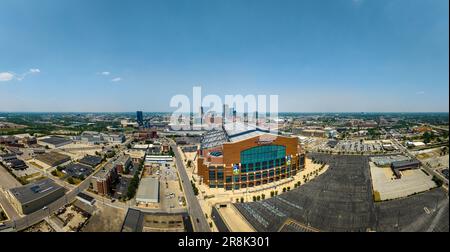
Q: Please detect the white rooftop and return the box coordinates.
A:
[136,177,159,203]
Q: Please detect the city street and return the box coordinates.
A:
[170,141,210,232]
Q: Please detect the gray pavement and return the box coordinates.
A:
[170,141,210,232]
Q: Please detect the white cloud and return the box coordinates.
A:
[100,71,110,76]
[0,68,40,82]
[29,68,40,73]
[111,77,122,82]
[0,72,15,82]
[416,91,425,95]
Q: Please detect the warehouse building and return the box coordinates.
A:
[300,129,327,138]
[38,136,72,148]
[63,163,93,179]
[35,152,71,167]
[145,155,173,164]
[79,155,103,168]
[198,123,305,190]
[0,153,17,162]
[391,160,421,178]
[136,177,160,204]
[72,131,126,144]
[121,210,191,232]
[6,178,65,215]
[76,192,96,206]
[5,159,28,170]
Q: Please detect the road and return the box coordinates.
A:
[169,140,210,232]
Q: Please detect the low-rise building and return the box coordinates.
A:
[6,179,65,215]
[127,150,146,164]
[76,192,96,206]
[300,129,327,138]
[0,153,17,162]
[406,141,426,148]
[72,131,126,144]
[35,152,71,167]
[63,163,93,179]
[38,136,72,148]
[5,159,28,170]
[0,136,19,146]
[91,163,118,196]
[19,136,37,146]
[391,160,421,178]
[145,155,173,165]
[79,155,103,168]
[135,177,160,204]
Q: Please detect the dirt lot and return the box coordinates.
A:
[81,204,126,232]
[23,220,55,232]
[55,205,90,232]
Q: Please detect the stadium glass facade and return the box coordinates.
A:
[198,132,305,191]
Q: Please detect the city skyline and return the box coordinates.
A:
[1,0,449,112]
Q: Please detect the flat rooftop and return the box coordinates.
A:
[79,155,103,167]
[121,209,191,232]
[391,160,421,169]
[77,192,94,202]
[115,154,131,164]
[136,177,159,203]
[35,152,71,166]
[64,163,93,178]
[39,136,72,146]
[93,162,115,180]
[9,178,65,204]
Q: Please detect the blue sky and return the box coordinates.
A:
[0,0,448,112]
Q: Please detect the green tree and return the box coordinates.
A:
[67,177,75,184]
[423,131,434,144]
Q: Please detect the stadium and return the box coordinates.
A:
[197,123,306,191]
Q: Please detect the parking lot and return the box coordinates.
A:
[159,162,185,211]
[138,160,185,211]
[234,154,449,232]
[0,163,21,189]
[315,140,396,154]
[370,162,437,201]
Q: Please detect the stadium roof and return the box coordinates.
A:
[200,122,278,149]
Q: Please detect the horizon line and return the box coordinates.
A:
[0,111,449,114]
